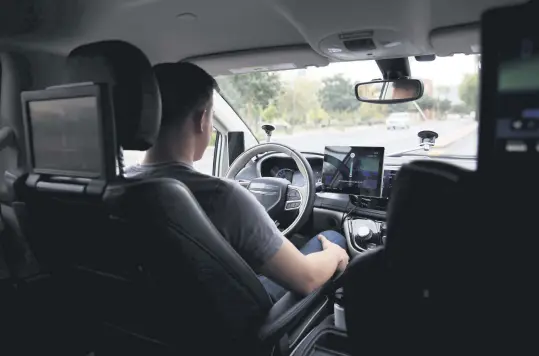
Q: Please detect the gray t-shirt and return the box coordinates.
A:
[125,162,284,273]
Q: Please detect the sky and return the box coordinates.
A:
[280,54,479,87]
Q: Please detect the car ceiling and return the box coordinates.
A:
[0,0,528,70]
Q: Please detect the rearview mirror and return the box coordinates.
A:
[354,79,424,104]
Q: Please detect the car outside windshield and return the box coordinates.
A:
[216,55,480,158]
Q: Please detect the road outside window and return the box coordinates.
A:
[216,55,480,159]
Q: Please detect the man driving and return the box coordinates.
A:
[126,62,349,301]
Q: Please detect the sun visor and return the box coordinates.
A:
[186,45,329,76]
[430,23,480,56]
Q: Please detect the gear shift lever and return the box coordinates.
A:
[261,124,276,143]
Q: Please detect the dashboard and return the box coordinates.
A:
[234,150,475,255]
[259,154,396,198]
[235,150,475,219]
[261,156,323,186]
[235,152,399,218]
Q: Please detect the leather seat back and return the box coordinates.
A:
[16,41,273,355]
[344,160,478,355]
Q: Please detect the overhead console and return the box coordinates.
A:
[318,29,419,61]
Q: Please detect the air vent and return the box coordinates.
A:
[344,38,376,52]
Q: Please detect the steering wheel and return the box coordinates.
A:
[226,143,316,236]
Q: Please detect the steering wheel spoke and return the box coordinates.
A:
[237,179,250,188]
[285,185,305,211]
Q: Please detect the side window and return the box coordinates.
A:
[123,150,145,168]
[123,128,220,175]
[194,128,219,175]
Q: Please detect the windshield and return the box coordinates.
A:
[216,55,479,158]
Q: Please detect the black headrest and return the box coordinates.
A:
[66,40,161,151]
[385,161,474,276]
[344,162,479,356]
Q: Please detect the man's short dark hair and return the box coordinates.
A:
[153,62,218,127]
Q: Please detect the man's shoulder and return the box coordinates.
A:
[217,177,243,192]
[125,163,241,200]
[126,162,211,184]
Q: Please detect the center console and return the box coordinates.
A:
[293,150,394,354]
[319,146,396,256]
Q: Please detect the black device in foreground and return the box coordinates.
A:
[479,2,539,173]
[21,83,117,181]
[322,146,384,197]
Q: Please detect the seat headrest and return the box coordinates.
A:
[66,40,161,151]
[385,161,473,275]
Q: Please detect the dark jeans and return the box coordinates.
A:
[259,230,347,301]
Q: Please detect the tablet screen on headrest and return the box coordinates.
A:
[29,96,102,177]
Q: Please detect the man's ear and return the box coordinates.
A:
[194,111,205,133]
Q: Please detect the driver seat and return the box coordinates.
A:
[14,41,330,356]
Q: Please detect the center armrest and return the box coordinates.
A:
[258,277,337,348]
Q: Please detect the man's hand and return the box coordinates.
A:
[318,234,349,271]
[260,235,350,296]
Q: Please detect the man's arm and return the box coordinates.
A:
[260,235,348,296]
[220,181,348,296]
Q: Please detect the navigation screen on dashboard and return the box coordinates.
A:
[322,146,384,197]
[382,169,398,199]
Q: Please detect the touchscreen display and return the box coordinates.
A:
[382,169,398,199]
[322,146,384,196]
[29,96,102,176]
